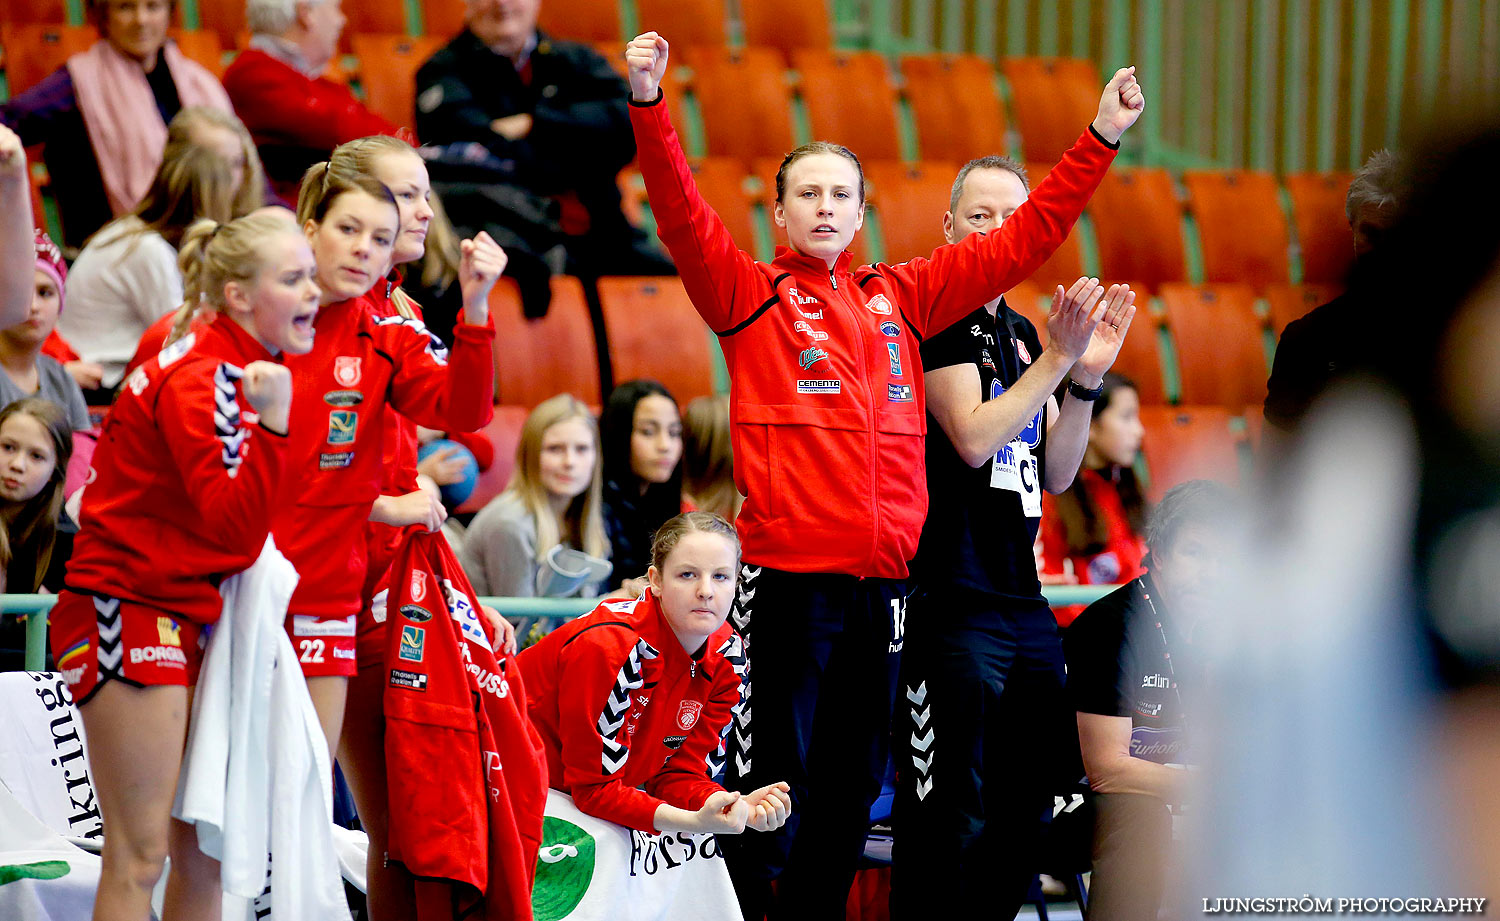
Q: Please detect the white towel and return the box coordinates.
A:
[173,538,350,921]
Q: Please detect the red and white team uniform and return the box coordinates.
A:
[275,294,494,676]
[516,592,750,833]
[52,316,293,703]
[355,278,423,667]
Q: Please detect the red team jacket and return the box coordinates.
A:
[517,592,749,834]
[65,316,291,622]
[630,94,1117,579]
[383,531,548,921]
[274,296,495,617]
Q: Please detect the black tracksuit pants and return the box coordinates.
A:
[889,589,1072,920]
[720,564,906,921]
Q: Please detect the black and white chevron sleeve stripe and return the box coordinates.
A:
[213,364,248,477]
[707,632,750,779]
[597,638,660,774]
[372,314,450,364]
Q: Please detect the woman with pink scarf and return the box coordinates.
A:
[0,0,234,249]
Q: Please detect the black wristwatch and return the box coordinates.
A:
[1066,379,1105,402]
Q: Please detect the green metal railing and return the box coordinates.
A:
[4,586,1117,672]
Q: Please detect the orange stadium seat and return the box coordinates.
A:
[167,29,224,78]
[1284,171,1354,285]
[792,49,903,162]
[0,0,66,23]
[1,23,94,97]
[536,0,620,43]
[1106,286,1168,405]
[688,46,796,165]
[598,277,715,402]
[624,157,757,253]
[999,57,1100,165]
[1022,160,1087,288]
[899,54,1007,163]
[1138,405,1241,502]
[1158,283,1268,410]
[1183,170,1291,289]
[418,0,463,37]
[343,4,408,40]
[592,41,689,130]
[1263,283,1338,336]
[741,0,832,62]
[751,155,872,266]
[349,33,445,130]
[489,276,602,407]
[185,0,243,46]
[1001,280,1048,333]
[635,0,728,48]
[454,405,529,515]
[863,160,956,264]
[689,157,757,252]
[1088,167,1188,289]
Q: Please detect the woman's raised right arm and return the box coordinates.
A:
[625,33,767,334]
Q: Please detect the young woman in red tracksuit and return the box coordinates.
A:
[51,211,319,921]
[624,31,1146,918]
[309,134,520,921]
[277,162,503,760]
[519,511,792,835]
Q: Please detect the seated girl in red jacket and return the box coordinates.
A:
[51,210,318,921]
[518,512,792,836]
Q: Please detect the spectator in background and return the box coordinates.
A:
[58,107,266,392]
[0,398,75,594]
[1063,479,1237,921]
[1040,372,1148,627]
[0,126,37,329]
[224,0,404,201]
[601,380,683,594]
[415,0,673,317]
[460,394,611,598]
[1264,150,1408,442]
[0,232,91,434]
[681,394,741,520]
[0,0,236,249]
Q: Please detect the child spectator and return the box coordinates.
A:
[0,0,236,248]
[1040,372,1149,626]
[601,379,683,593]
[681,394,741,521]
[0,398,74,593]
[0,231,91,432]
[59,107,266,390]
[460,393,610,598]
[517,511,790,834]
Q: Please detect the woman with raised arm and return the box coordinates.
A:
[623,31,1145,919]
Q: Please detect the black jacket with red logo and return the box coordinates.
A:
[516,592,748,833]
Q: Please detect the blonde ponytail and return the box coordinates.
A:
[167,211,302,345]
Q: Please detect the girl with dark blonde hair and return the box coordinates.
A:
[0,397,74,593]
[59,107,267,390]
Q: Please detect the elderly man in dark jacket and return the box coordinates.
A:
[416,0,672,319]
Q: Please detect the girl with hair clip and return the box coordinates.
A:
[460,393,611,598]
[624,31,1145,918]
[49,210,318,921]
[267,153,499,804]
[518,511,791,835]
[61,106,267,392]
[1041,372,1149,627]
[0,397,74,593]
